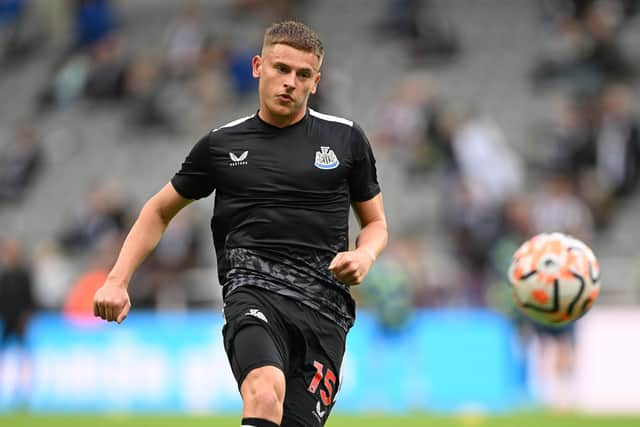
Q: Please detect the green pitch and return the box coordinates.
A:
[2,413,640,427]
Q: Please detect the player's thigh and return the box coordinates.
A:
[282,319,346,426]
[222,289,290,387]
[227,323,286,389]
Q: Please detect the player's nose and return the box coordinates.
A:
[283,72,296,89]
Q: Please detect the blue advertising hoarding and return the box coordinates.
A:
[0,309,528,413]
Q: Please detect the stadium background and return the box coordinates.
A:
[1,0,640,425]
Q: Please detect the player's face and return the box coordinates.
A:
[253,43,321,127]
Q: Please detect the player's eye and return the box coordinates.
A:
[275,64,289,73]
[298,71,311,79]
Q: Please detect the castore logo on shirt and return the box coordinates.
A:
[229,151,248,166]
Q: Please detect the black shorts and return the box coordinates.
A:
[222,286,346,427]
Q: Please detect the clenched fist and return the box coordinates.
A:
[328,247,376,286]
[93,282,131,324]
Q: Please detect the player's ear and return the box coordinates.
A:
[252,55,262,79]
[311,72,321,95]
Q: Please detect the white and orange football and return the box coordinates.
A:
[508,232,600,327]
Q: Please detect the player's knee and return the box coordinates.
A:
[241,367,285,415]
[245,387,281,414]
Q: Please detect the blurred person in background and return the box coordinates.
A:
[376,0,459,64]
[530,171,595,243]
[124,53,178,134]
[31,241,74,311]
[356,238,414,332]
[0,0,26,44]
[64,232,121,319]
[373,75,433,154]
[0,0,46,67]
[191,36,231,130]
[573,82,640,228]
[532,0,635,91]
[503,173,593,412]
[162,2,206,80]
[135,209,201,310]
[83,34,129,102]
[450,115,525,213]
[58,180,131,254]
[0,237,35,404]
[592,83,640,198]
[71,0,117,53]
[0,121,44,203]
[442,113,525,306]
[92,21,387,427]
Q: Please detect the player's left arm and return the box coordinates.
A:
[329,193,388,286]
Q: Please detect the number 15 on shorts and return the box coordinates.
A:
[307,360,336,406]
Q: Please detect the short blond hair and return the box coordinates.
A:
[263,21,324,61]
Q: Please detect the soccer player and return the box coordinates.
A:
[93,21,387,427]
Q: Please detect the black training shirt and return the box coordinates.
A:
[171,109,380,330]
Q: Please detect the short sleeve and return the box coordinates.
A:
[349,124,381,202]
[171,133,216,199]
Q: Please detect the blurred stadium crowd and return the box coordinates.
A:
[1,0,639,349]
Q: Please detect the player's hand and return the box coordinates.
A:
[328,248,376,286]
[93,281,131,324]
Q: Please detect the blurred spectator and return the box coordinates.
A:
[0,237,35,347]
[0,0,45,66]
[536,95,593,172]
[191,36,230,129]
[35,0,118,110]
[526,321,577,411]
[307,66,354,118]
[0,0,25,63]
[530,172,595,243]
[438,115,524,306]
[451,115,524,212]
[135,209,201,310]
[377,0,459,64]
[443,179,503,306]
[124,54,177,133]
[572,83,640,227]
[63,232,120,319]
[357,239,415,331]
[37,52,90,110]
[58,181,130,254]
[485,191,581,412]
[532,0,635,91]
[490,196,535,278]
[71,0,117,52]
[227,45,258,97]
[486,195,536,314]
[83,34,128,101]
[581,2,634,82]
[410,103,458,179]
[31,241,74,311]
[0,0,24,26]
[163,3,206,79]
[0,237,34,405]
[0,122,43,203]
[373,75,434,155]
[591,83,640,198]
[30,0,73,49]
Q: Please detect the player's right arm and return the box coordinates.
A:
[93,182,193,323]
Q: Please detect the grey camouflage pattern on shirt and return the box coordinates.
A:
[223,247,355,331]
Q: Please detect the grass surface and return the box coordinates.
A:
[2,413,640,427]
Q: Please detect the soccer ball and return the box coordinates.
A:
[508,232,600,327]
